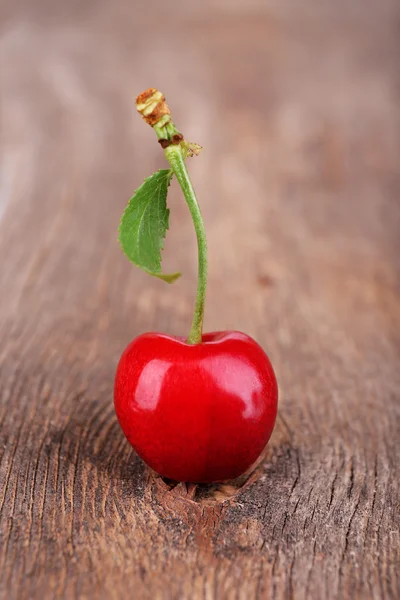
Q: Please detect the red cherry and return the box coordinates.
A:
[114,331,278,483]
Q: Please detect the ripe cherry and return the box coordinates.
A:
[115,89,279,483]
[114,331,278,483]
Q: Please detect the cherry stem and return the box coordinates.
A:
[164,144,208,344]
[136,89,208,344]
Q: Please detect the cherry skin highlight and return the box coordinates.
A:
[114,331,278,483]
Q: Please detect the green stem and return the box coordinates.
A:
[164,144,208,344]
[136,89,207,343]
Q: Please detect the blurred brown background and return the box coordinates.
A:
[0,1,399,599]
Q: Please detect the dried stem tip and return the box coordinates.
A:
[136,88,171,126]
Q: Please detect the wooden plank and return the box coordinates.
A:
[0,1,399,598]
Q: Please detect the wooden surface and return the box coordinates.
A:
[0,1,399,598]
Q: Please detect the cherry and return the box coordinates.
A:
[114,331,278,483]
[115,89,279,483]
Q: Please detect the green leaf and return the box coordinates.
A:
[118,169,181,283]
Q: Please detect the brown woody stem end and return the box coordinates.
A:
[136,89,171,126]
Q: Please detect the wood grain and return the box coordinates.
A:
[0,1,399,598]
